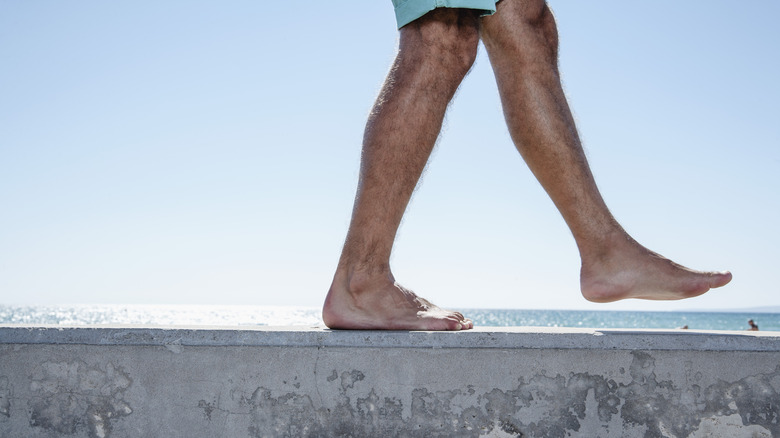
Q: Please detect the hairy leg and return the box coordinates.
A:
[480,0,731,302]
[323,9,480,330]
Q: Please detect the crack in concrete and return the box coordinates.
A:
[313,346,324,408]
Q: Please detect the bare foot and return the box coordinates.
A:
[322,269,473,331]
[580,235,732,303]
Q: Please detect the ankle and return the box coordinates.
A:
[323,264,397,329]
[333,262,395,296]
[577,228,634,267]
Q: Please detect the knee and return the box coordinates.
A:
[400,9,480,80]
[422,13,480,77]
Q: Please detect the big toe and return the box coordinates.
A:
[710,271,733,288]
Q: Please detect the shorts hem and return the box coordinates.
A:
[393,0,499,29]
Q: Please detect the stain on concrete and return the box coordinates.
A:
[198,399,217,421]
[0,376,10,419]
[282,376,302,389]
[702,367,780,436]
[246,388,321,437]
[238,353,779,438]
[617,351,779,438]
[338,370,364,391]
[411,387,498,437]
[27,361,132,438]
[689,412,773,438]
[509,372,620,437]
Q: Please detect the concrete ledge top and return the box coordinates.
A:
[1,325,779,352]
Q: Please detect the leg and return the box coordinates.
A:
[323,9,480,330]
[480,0,731,302]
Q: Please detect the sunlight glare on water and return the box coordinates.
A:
[0,305,777,331]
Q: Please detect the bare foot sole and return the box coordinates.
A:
[323,277,473,331]
[580,243,732,303]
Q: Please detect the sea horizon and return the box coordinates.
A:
[1,304,778,332]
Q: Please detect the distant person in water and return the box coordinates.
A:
[748,319,759,331]
[322,0,732,331]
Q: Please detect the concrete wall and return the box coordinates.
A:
[1,326,779,438]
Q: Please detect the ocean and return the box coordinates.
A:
[1,304,778,331]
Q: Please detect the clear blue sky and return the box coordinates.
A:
[1,1,778,311]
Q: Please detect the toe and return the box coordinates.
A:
[712,271,732,287]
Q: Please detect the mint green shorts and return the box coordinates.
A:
[393,0,500,29]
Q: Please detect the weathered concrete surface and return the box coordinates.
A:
[1,326,779,438]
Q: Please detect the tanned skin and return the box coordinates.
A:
[323,1,732,331]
